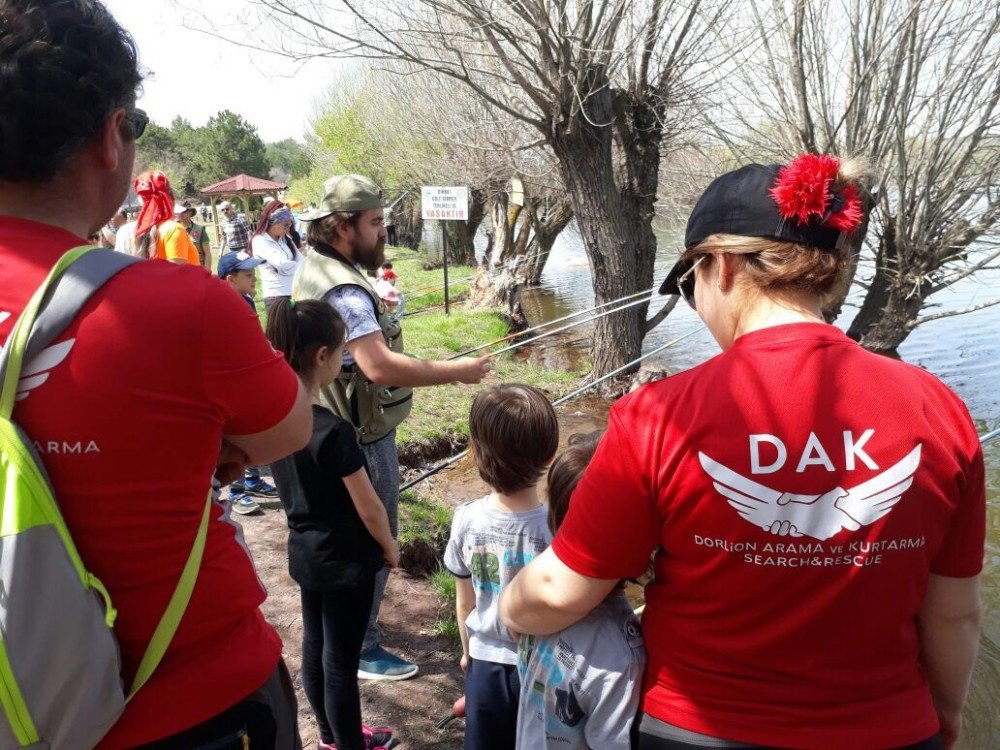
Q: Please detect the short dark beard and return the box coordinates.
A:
[353,236,386,273]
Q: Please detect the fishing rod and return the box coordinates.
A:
[550,327,704,406]
[399,327,704,492]
[478,293,657,359]
[982,427,1000,445]
[450,287,656,359]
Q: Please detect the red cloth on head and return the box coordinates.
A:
[134,171,174,238]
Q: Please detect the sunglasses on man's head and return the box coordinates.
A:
[677,256,704,310]
[124,108,148,140]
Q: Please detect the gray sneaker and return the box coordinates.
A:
[357,646,419,681]
[230,493,261,516]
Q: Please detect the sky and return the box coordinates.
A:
[103,0,342,143]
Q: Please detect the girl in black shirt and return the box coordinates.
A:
[266,299,399,750]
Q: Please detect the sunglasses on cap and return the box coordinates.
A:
[676,256,705,310]
[124,108,148,140]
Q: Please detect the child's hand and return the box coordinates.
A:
[460,654,469,673]
[383,540,400,569]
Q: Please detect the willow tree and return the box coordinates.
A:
[211,0,729,380]
[710,0,1000,350]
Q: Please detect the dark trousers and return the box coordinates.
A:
[463,657,519,750]
[386,225,397,246]
[137,660,301,749]
[300,575,376,750]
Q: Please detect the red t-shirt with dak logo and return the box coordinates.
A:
[0,217,300,747]
[553,323,985,749]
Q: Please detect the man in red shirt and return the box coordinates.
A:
[500,157,985,749]
[0,2,311,747]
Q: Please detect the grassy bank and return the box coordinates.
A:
[398,490,462,646]
[386,246,590,453]
[398,308,587,452]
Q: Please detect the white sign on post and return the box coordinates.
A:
[421,186,469,221]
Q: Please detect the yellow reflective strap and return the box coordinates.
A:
[127,490,212,700]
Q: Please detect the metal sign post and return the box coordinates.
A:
[441,224,450,314]
[421,186,469,316]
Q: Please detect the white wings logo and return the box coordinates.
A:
[13,339,76,402]
[700,445,922,541]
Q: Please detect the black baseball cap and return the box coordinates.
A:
[659,163,849,295]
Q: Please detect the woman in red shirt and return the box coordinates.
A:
[500,155,985,750]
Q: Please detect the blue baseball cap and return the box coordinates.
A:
[218,251,265,278]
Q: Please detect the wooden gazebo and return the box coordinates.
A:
[200,173,289,241]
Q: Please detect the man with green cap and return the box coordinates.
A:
[295,174,491,680]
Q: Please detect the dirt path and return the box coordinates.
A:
[240,395,612,748]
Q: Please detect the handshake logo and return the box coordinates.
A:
[700,445,922,541]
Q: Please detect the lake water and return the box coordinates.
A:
[523,227,999,750]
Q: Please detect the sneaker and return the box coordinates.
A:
[230,494,261,516]
[363,725,394,747]
[364,726,395,749]
[243,478,278,498]
[357,646,419,681]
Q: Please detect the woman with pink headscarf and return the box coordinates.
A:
[132,170,200,265]
[250,199,302,310]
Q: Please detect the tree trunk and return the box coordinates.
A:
[854,277,929,353]
[545,77,662,384]
[470,195,572,309]
[524,199,573,284]
[451,187,487,266]
[847,217,928,352]
[823,192,875,322]
[395,193,423,251]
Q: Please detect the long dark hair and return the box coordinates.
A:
[265,299,347,376]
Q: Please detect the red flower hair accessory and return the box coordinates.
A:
[769,154,862,235]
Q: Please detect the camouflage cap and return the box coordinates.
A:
[300,174,384,221]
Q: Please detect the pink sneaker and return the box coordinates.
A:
[318,727,396,750]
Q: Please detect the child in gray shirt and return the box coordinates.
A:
[444,384,559,750]
[516,431,647,749]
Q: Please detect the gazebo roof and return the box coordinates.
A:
[200,174,288,195]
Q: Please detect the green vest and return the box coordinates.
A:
[293,249,413,444]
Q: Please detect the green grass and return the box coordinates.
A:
[398,307,588,446]
[429,567,462,644]
[398,490,454,549]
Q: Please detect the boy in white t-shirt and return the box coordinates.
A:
[444,384,559,750]
[516,431,647,749]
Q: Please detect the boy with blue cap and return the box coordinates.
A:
[218,251,281,513]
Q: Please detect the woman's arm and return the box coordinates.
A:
[455,576,476,671]
[499,547,619,636]
[342,468,399,568]
[253,236,299,274]
[917,574,982,749]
